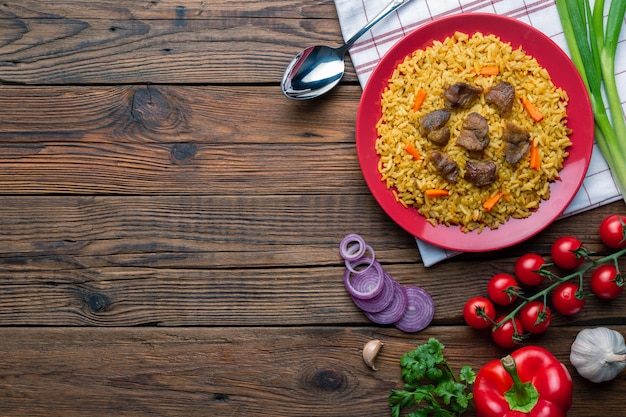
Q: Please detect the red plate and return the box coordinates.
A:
[356,13,593,252]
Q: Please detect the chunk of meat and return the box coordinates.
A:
[444,82,482,109]
[426,127,451,146]
[503,122,531,163]
[464,160,497,187]
[419,109,451,134]
[485,81,516,116]
[463,111,489,137]
[429,151,459,183]
[457,130,485,152]
[456,112,490,151]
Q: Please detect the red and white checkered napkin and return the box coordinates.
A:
[333,0,624,266]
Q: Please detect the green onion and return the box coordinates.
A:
[556,0,626,203]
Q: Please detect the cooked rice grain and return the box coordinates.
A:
[375,32,571,232]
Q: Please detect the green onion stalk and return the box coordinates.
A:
[556,0,626,204]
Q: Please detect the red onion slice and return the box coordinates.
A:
[394,286,435,333]
[364,279,408,324]
[344,245,375,274]
[351,271,395,313]
[339,234,367,261]
[343,258,384,300]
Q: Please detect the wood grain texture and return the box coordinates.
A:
[0,197,618,267]
[1,0,625,415]
[0,195,624,326]
[0,0,356,85]
[1,0,339,19]
[1,326,625,417]
[0,85,360,194]
[0,85,358,142]
[1,261,625,326]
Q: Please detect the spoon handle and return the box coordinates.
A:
[342,0,412,51]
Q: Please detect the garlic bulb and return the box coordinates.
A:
[363,339,383,371]
[570,327,626,383]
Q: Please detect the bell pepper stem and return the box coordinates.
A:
[502,356,529,404]
[501,355,540,413]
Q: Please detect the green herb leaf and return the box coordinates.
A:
[459,366,476,384]
[389,338,475,416]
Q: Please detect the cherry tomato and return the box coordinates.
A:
[491,316,523,348]
[552,282,586,315]
[463,296,496,330]
[590,264,624,299]
[599,214,626,249]
[514,253,546,286]
[551,236,584,270]
[487,273,519,306]
[519,301,552,334]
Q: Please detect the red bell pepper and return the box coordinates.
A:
[473,346,573,417]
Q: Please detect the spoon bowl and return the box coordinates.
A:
[281,0,412,100]
[282,45,347,100]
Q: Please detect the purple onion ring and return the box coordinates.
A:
[344,245,375,274]
[394,286,435,333]
[339,233,367,261]
[365,279,409,324]
[343,258,385,300]
[351,271,395,313]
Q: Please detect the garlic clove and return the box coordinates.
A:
[363,339,384,371]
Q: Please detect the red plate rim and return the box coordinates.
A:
[356,13,594,252]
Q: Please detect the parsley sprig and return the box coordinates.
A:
[389,338,475,417]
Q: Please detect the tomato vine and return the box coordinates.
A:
[496,246,625,328]
[464,213,626,347]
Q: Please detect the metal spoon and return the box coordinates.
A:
[281,0,412,100]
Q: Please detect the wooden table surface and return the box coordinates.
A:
[1,1,625,416]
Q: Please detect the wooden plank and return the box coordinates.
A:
[0,1,356,85]
[0,85,363,195]
[0,260,624,326]
[0,196,620,267]
[0,85,359,143]
[0,193,619,263]
[0,0,339,19]
[0,197,624,326]
[0,195,411,265]
[0,326,624,416]
[0,141,364,194]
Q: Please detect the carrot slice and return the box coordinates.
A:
[424,189,449,198]
[404,143,421,160]
[412,88,428,112]
[483,192,503,211]
[521,96,544,122]
[530,140,541,170]
[479,65,499,75]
